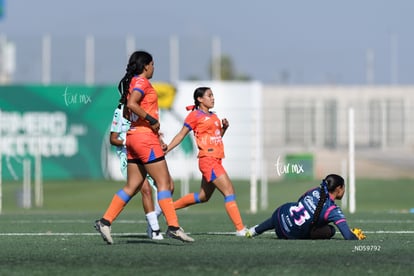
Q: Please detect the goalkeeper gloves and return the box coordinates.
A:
[351,228,367,240]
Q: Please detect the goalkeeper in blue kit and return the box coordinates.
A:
[247,174,366,240]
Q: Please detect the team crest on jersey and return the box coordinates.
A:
[312,190,320,199]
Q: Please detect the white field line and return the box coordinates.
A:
[5,219,147,224]
[6,219,414,224]
[1,219,413,236]
[0,231,413,236]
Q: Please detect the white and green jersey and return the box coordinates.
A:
[110,104,131,152]
[110,104,130,178]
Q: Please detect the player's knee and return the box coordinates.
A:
[197,195,209,203]
[141,185,152,197]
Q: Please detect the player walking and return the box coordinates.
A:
[95,50,193,244]
[109,102,163,240]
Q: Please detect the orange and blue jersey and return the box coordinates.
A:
[127,76,159,133]
[184,109,225,159]
[125,76,164,164]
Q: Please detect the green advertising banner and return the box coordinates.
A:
[0,84,194,181]
[0,85,119,180]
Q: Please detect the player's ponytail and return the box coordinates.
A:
[117,51,153,104]
[310,174,344,231]
[311,179,328,228]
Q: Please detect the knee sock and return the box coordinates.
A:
[158,190,179,228]
[173,193,201,210]
[145,211,160,231]
[154,201,163,217]
[102,189,131,224]
[224,194,244,231]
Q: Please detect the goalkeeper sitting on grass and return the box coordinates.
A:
[247,174,366,240]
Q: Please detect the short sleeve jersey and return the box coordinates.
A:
[184,109,224,159]
[110,105,131,143]
[278,187,347,239]
[127,76,159,133]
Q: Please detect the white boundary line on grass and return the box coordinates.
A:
[0,230,413,236]
[6,219,414,224]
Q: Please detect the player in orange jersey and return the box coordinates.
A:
[108,101,163,240]
[166,87,248,236]
[95,51,193,244]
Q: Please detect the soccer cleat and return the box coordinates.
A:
[147,223,164,240]
[150,230,164,240]
[94,220,113,245]
[236,227,248,237]
[246,225,258,238]
[166,227,194,242]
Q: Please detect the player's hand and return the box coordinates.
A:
[150,121,161,133]
[222,118,229,130]
[351,228,366,240]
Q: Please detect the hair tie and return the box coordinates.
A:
[186,105,195,111]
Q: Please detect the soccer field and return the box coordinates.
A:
[0,179,413,275]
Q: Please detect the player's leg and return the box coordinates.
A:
[213,173,247,235]
[146,160,194,242]
[147,175,163,216]
[95,162,145,244]
[141,178,163,240]
[247,208,279,238]
[173,177,215,209]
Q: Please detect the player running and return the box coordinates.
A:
[246,174,366,240]
[165,87,248,236]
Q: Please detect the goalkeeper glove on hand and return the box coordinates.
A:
[351,228,367,240]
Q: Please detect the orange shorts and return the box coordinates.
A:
[198,156,226,182]
[126,131,165,164]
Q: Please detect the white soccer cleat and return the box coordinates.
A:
[246,225,258,238]
[147,223,164,240]
[151,230,164,240]
[94,220,113,245]
[236,227,249,237]
[166,227,194,242]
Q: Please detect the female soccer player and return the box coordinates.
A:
[109,102,163,240]
[246,174,366,240]
[166,87,248,236]
[95,50,194,244]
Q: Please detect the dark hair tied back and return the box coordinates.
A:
[310,174,344,231]
[117,50,153,105]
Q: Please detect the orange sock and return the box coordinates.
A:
[173,193,199,210]
[225,196,244,231]
[102,189,131,224]
[158,190,179,227]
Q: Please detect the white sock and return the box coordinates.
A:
[154,201,163,217]
[145,211,160,231]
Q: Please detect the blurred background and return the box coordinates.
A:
[1,0,413,213]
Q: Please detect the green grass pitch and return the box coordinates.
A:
[0,178,413,275]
